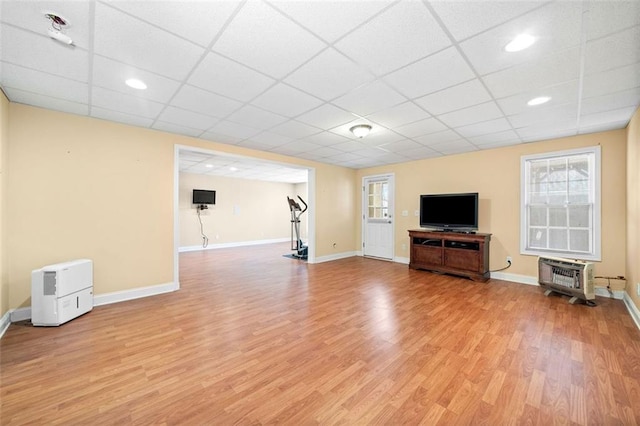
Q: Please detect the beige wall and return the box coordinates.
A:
[5,104,357,311]
[627,107,640,310]
[179,172,296,247]
[0,91,8,318]
[357,129,628,287]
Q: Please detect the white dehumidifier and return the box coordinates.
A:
[31,259,94,326]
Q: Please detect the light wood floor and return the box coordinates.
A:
[2,243,640,425]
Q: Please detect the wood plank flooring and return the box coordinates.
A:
[2,243,640,424]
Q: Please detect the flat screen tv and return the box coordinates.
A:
[193,189,216,205]
[420,192,478,231]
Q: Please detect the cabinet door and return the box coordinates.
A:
[414,246,442,266]
[444,249,480,272]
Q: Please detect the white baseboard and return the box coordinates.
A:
[0,310,12,338]
[10,307,31,322]
[623,293,640,331]
[394,256,410,265]
[179,238,289,252]
[311,251,357,264]
[594,287,625,300]
[490,271,539,286]
[93,281,177,307]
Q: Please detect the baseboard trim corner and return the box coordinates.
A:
[623,293,640,331]
[311,251,357,264]
[0,310,12,339]
[93,281,177,307]
[594,287,625,300]
[179,238,289,252]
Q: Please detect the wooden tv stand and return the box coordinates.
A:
[408,229,491,282]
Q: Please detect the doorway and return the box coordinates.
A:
[362,174,395,260]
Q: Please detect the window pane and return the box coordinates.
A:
[548,207,567,226]
[529,206,547,226]
[549,229,568,250]
[569,205,590,227]
[529,228,547,248]
[570,230,590,252]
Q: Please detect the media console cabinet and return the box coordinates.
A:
[408,229,491,282]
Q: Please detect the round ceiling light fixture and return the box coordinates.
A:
[527,96,551,106]
[44,12,73,45]
[125,78,147,90]
[349,124,372,138]
[505,34,536,52]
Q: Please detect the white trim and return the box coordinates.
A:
[179,238,290,252]
[623,293,640,331]
[361,173,395,261]
[93,281,177,307]
[490,271,540,286]
[594,287,625,300]
[173,145,181,291]
[0,310,12,338]
[10,307,31,322]
[394,256,410,265]
[310,251,356,264]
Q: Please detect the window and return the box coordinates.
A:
[367,180,389,220]
[521,146,601,261]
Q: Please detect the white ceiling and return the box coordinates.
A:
[1,0,639,177]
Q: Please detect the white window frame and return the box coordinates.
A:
[520,146,601,261]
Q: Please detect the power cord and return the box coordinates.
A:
[196,206,209,248]
[489,259,512,273]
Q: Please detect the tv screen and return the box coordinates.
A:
[193,189,216,205]
[420,193,478,230]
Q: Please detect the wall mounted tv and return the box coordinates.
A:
[193,189,216,205]
[420,192,478,231]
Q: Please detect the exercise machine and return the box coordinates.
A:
[287,196,308,260]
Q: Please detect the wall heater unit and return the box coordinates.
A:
[31,259,93,326]
[538,256,594,304]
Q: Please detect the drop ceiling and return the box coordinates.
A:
[1,0,639,173]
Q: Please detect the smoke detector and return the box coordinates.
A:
[44,12,73,45]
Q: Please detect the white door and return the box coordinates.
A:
[362,175,394,260]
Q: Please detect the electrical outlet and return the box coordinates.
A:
[506,256,512,264]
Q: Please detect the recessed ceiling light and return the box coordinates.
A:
[505,34,536,52]
[125,78,147,90]
[527,96,551,106]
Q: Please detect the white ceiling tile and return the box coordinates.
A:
[430,140,478,155]
[250,131,293,148]
[5,87,88,116]
[396,145,441,160]
[187,52,275,102]
[92,56,181,103]
[520,129,577,143]
[212,0,326,79]
[414,130,463,146]
[284,48,375,101]
[582,63,640,98]
[297,132,351,148]
[226,105,288,129]
[295,104,355,129]
[251,84,323,117]
[579,106,637,129]
[384,47,475,99]
[508,103,578,128]
[468,130,522,146]
[91,87,164,119]
[1,25,89,82]
[157,106,219,130]
[414,79,492,116]
[459,2,583,76]
[366,102,430,128]
[237,139,279,152]
[482,47,581,98]
[200,132,243,145]
[270,140,323,155]
[270,0,388,43]
[578,120,631,135]
[207,120,261,140]
[107,1,241,47]
[94,3,205,80]
[429,1,545,41]
[152,121,202,137]
[496,80,579,116]
[335,0,451,76]
[581,88,640,116]
[270,120,322,139]
[330,140,369,153]
[170,85,242,118]
[379,139,423,152]
[307,146,344,158]
[90,106,153,128]
[395,118,448,138]
[332,80,406,116]
[1,62,88,104]
[586,1,640,41]
[437,101,504,128]
[516,121,577,139]
[585,26,640,75]
[455,118,512,138]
